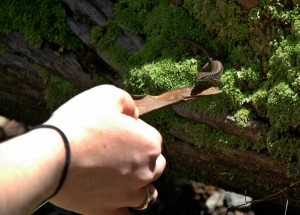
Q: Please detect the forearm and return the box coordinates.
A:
[0,128,64,214]
[0,85,165,215]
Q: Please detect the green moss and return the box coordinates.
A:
[90,26,105,45]
[0,0,82,51]
[97,22,122,48]
[220,69,248,110]
[44,77,81,111]
[95,0,219,73]
[90,23,132,73]
[140,108,184,143]
[267,130,300,177]
[294,19,300,37]
[269,39,300,90]
[114,1,158,34]
[251,87,269,118]
[0,42,8,54]
[267,82,300,132]
[34,65,81,111]
[182,93,228,117]
[106,44,132,74]
[234,108,253,129]
[185,122,255,151]
[179,69,262,118]
[125,58,198,95]
[183,0,250,50]
[92,73,110,85]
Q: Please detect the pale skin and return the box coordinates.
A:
[0,85,166,215]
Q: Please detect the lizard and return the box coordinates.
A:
[153,38,223,84]
[133,38,224,115]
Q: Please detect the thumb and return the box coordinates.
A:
[119,91,140,119]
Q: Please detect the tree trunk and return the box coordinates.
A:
[1,0,299,209]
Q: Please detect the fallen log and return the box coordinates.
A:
[167,141,300,207]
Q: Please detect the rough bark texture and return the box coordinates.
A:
[1,0,299,209]
[237,0,260,10]
[0,31,96,123]
[167,141,300,206]
[171,104,268,143]
[0,32,95,90]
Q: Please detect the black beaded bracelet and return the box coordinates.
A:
[34,124,71,199]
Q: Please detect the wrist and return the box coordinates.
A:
[26,128,67,204]
[0,128,66,214]
[33,125,71,200]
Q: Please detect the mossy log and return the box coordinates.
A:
[171,104,267,142]
[0,32,95,123]
[167,141,300,208]
[0,32,95,90]
[1,0,300,209]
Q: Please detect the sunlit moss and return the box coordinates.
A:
[104,0,300,176]
[267,82,300,132]
[125,58,198,95]
[185,122,254,150]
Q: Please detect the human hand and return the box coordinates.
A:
[45,85,166,215]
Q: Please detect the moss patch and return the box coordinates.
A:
[0,42,8,54]
[185,122,256,150]
[34,65,81,112]
[0,0,82,51]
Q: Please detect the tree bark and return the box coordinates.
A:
[171,104,268,143]
[166,141,300,206]
[0,31,97,123]
[0,32,95,90]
